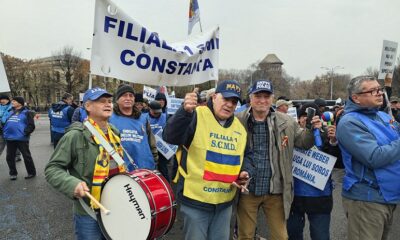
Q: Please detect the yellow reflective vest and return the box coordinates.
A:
[174,106,247,204]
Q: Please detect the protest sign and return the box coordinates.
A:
[79,93,84,102]
[167,97,184,115]
[292,147,337,190]
[378,40,398,80]
[91,0,219,86]
[154,129,178,160]
[143,85,157,101]
[0,55,10,92]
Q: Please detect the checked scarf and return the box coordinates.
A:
[88,118,125,209]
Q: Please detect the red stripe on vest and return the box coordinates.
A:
[203,170,237,183]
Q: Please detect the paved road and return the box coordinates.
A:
[0,116,399,239]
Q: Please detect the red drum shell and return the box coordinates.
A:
[97,170,176,240]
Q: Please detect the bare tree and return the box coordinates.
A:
[363,67,379,78]
[52,46,82,93]
[2,54,28,96]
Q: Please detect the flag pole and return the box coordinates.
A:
[199,19,203,33]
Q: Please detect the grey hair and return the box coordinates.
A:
[347,75,376,96]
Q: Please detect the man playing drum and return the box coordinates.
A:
[163,80,250,240]
[45,87,122,239]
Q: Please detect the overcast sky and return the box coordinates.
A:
[1,0,399,80]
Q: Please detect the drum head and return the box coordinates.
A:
[98,174,151,240]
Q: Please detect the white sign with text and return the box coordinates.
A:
[292,147,337,190]
[378,40,398,80]
[154,129,178,160]
[143,85,157,101]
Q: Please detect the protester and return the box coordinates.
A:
[163,80,249,240]
[276,99,293,114]
[71,106,88,123]
[134,93,146,112]
[3,96,36,180]
[314,98,327,113]
[0,94,12,156]
[390,96,400,122]
[235,79,322,240]
[109,84,158,171]
[155,92,168,113]
[146,100,170,181]
[45,87,125,239]
[287,103,339,240]
[337,75,400,240]
[48,93,74,148]
[0,94,23,161]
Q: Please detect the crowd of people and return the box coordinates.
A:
[1,73,399,240]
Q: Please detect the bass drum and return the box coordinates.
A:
[97,170,176,240]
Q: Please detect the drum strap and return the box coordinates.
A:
[78,198,97,220]
[84,120,138,169]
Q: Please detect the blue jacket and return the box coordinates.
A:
[109,112,156,170]
[48,102,74,133]
[3,107,35,141]
[71,107,87,123]
[0,103,12,124]
[145,112,167,135]
[337,99,400,204]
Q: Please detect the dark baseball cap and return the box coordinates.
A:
[249,80,274,94]
[83,87,112,103]
[149,101,162,113]
[215,80,242,99]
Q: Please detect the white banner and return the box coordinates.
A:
[154,129,178,160]
[0,55,11,92]
[292,147,337,190]
[143,85,157,101]
[91,0,219,86]
[167,97,184,115]
[378,40,398,80]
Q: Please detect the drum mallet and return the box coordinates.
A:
[85,192,111,215]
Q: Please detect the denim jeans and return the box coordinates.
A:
[74,214,105,240]
[287,210,331,240]
[180,203,232,240]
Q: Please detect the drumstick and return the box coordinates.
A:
[84,192,111,215]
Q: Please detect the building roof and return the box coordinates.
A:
[260,54,283,65]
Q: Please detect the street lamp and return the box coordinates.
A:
[321,66,344,100]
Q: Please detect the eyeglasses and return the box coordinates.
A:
[356,87,384,96]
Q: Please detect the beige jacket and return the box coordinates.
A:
[236,107,315,219]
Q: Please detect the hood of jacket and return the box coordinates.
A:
[51,101,70,112]
[343,98,379,116]
[155,92,168,112]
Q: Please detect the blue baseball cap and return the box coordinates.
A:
[249,79,274,94]
[215,80,242,99]
[83,87,112,103]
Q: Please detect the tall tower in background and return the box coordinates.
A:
[258,54,288,97]
[259,54,283,82]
